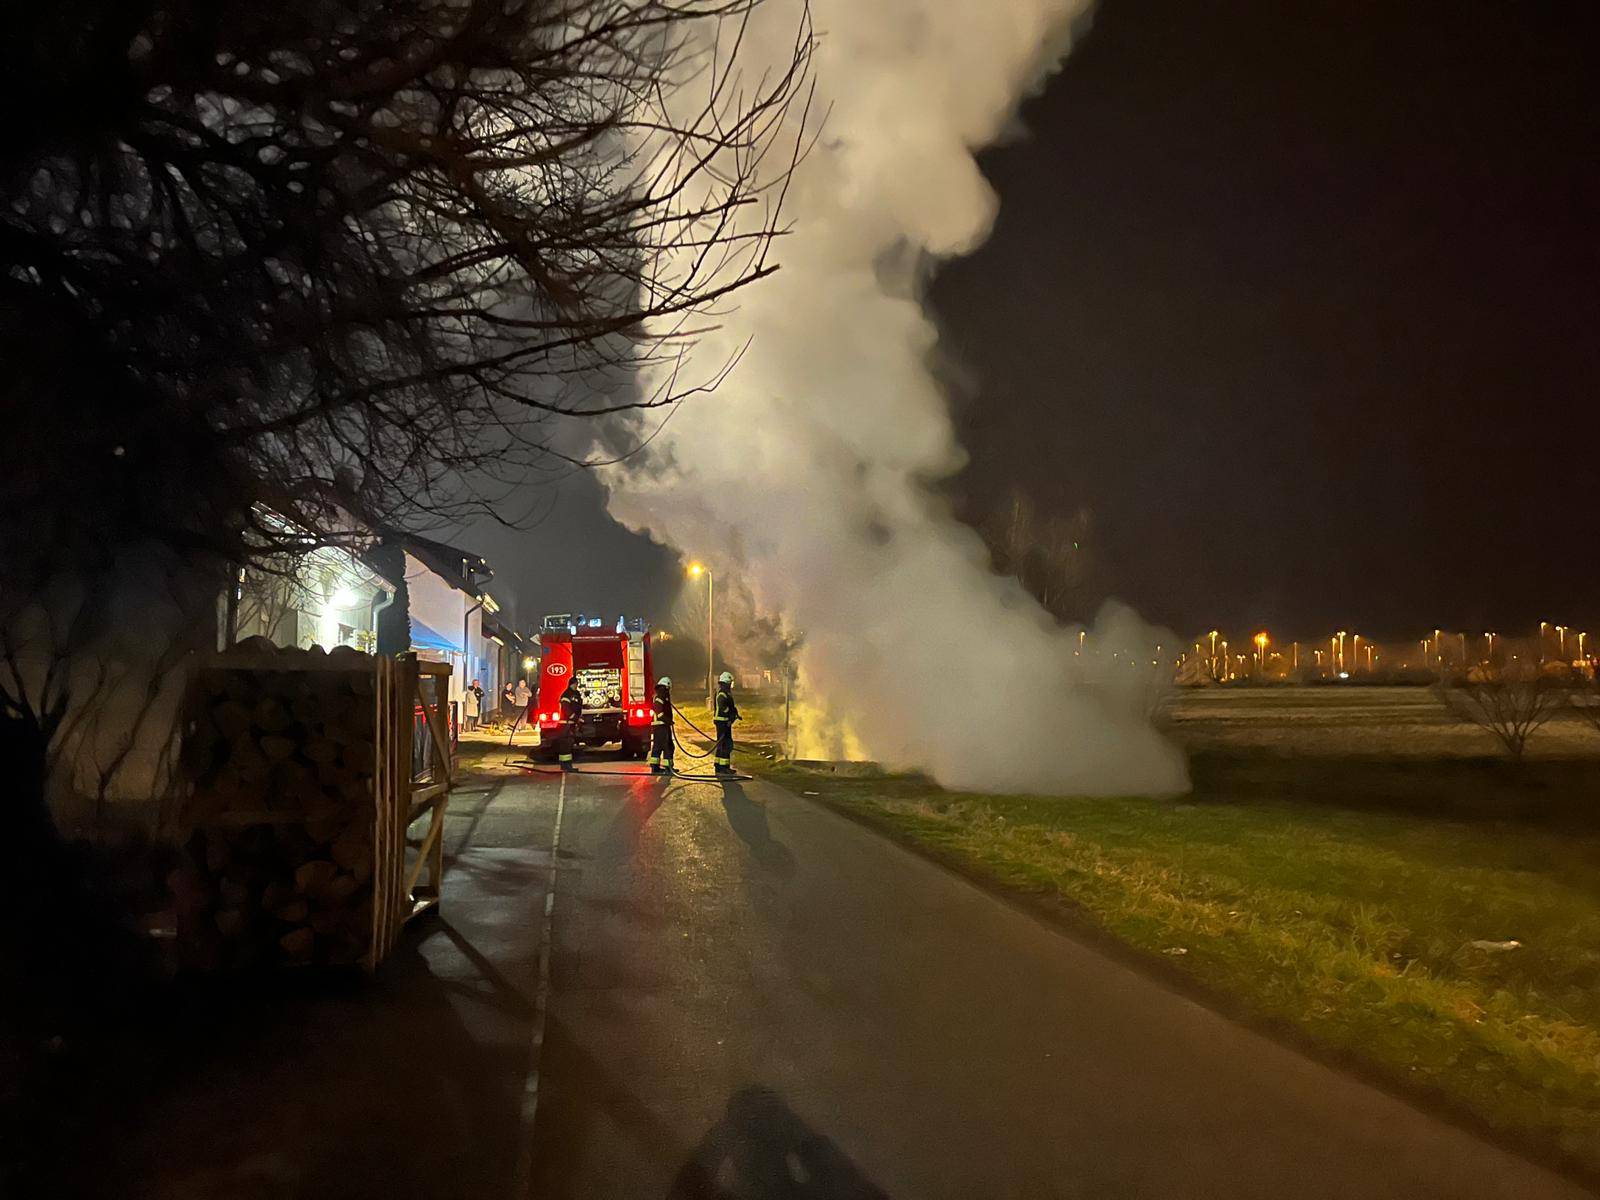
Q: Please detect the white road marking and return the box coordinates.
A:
[513,770,565,1196]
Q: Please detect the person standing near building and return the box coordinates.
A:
[514,677,531,715]
[501,680,517,726]
[463,679,482,732]
[647,677,675,775]
[713,671,740,776]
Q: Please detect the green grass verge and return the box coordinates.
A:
[763,764,1600,1173]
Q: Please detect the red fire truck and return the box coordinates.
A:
[531,614,655,761]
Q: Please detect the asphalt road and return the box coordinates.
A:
[79,752,1590,1199]
[527,763,1591,1200]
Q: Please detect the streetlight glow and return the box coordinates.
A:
[687,561,715,704]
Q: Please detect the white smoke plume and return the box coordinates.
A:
[604,0,1187,795]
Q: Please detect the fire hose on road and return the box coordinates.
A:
[505,703,755,780]
[663,702,754,780]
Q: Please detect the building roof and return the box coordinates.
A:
[390,533,494,599]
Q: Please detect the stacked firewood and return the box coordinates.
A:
[172,641,380,969]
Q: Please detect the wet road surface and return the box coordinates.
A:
[83,756,1590,1199]
[527,765,1591,1199]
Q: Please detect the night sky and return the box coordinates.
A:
[937,0,1599,638]
[471,0,1598,641]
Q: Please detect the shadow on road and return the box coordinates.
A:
[69,923,526,1200]
[668,1085,888,1200]
[603,779,669,855]
[720,784,796,878]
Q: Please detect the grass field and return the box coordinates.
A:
[743,687,1600,1175]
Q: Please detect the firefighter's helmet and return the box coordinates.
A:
[718,671,734,684]
[657,676,671,688]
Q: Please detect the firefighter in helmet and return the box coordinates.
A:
[557,676,583,771]
[713,671,740,775]
[648,677,675,775]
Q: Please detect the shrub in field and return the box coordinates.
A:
[1567,673,1600,740]
[1434,665,1566,759]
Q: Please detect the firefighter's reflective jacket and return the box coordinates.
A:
[714,689,740,723]
[651,692,673,727]
[559,685,583,725]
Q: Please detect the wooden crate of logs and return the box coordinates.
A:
[170,640,453,971]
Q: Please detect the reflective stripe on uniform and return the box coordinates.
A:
[714,757,730,766]
[558,754,573,763]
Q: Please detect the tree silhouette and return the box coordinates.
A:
[0,0,814,956]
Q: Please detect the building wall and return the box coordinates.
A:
[235,546,387,652]
[403,551,506,705]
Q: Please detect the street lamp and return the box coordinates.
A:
[1557,625,1568,660]
[1253,632,1268,674]
[688,562,713,705]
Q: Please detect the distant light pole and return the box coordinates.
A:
[1484,631,1496,664]
[1254,632,1269,675]
[1539,621,1550,662]
[688,562,713,706]
[1557,625,1568,660]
